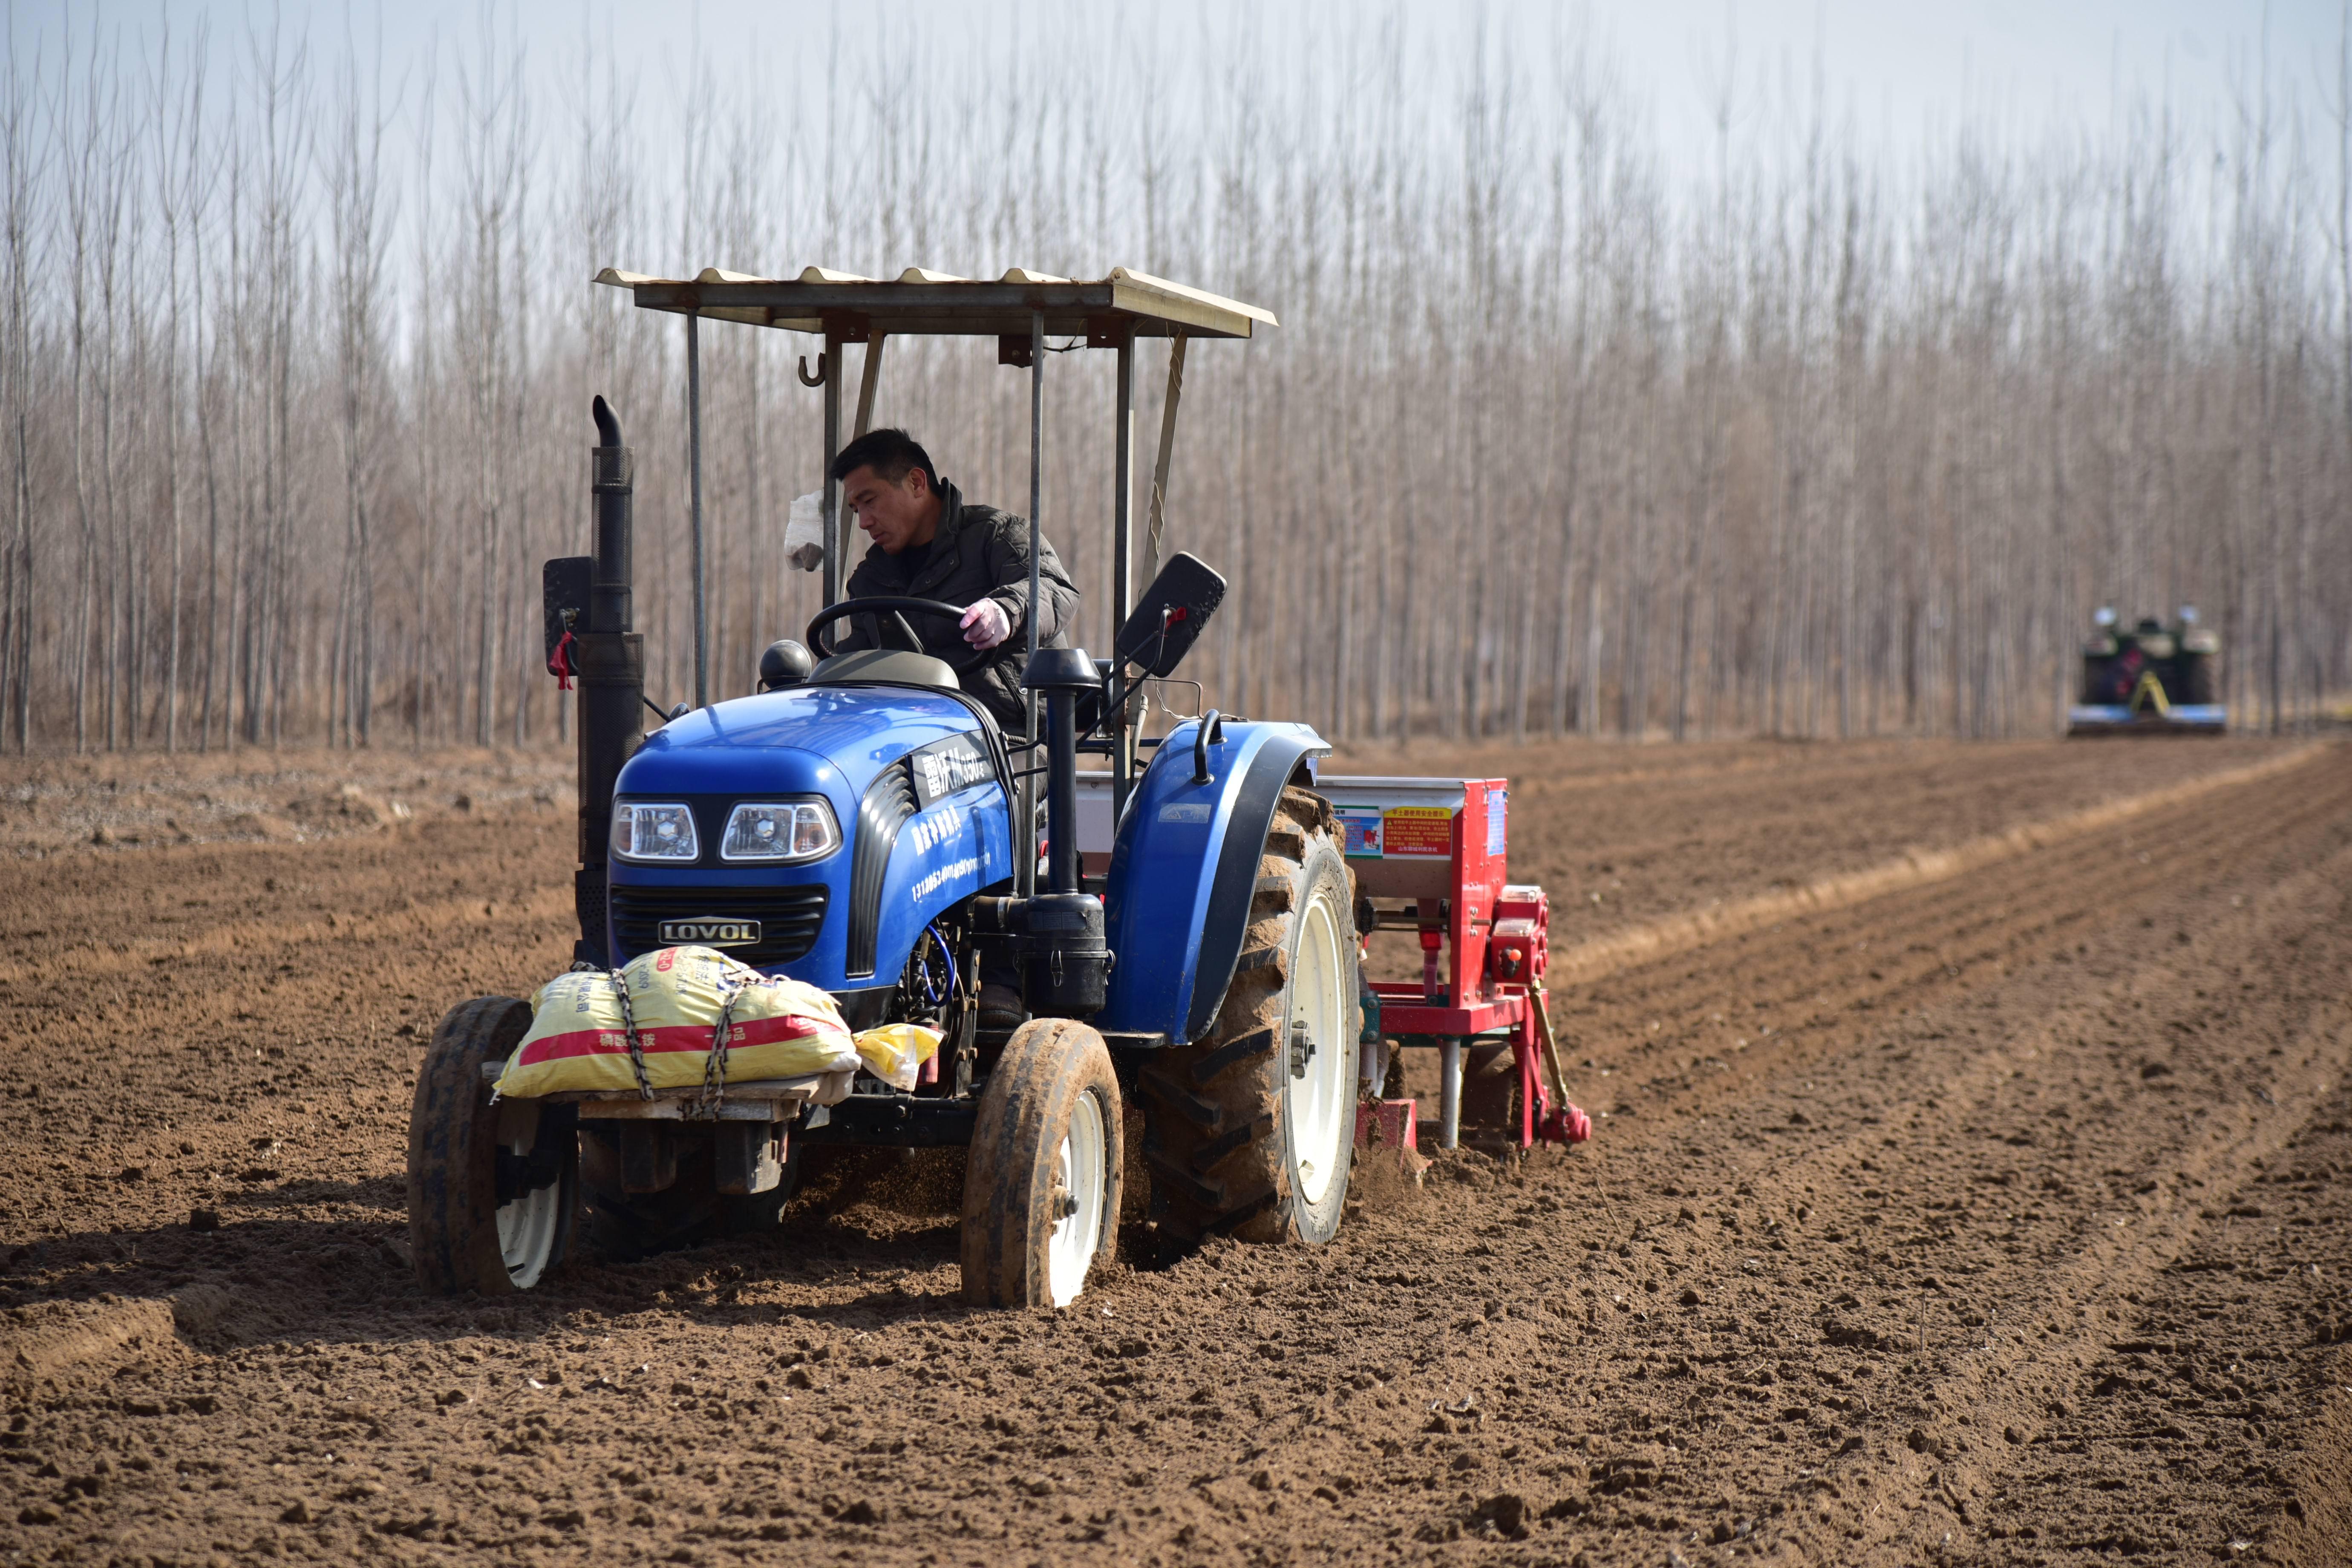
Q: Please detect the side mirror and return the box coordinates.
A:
[1114,552,1227,678]
[758,639,815,692]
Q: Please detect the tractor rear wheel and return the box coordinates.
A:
[408,997,578,1294]
[2181,654,2217,705]
[961,1019,1123,1307]
[1140,787,1361,1248]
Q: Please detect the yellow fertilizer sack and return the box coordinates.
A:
[493,946,859,1099]
[852,1023,943,1092]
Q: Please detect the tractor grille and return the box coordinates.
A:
[608,884,829,966]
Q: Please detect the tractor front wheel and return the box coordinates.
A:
[408,997,578,1294]
[1141,786,1361,1248]
[961,1019,1123,1308]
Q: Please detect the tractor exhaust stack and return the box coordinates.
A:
[573,395,646,966]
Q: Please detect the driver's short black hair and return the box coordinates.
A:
[830,427,940,494]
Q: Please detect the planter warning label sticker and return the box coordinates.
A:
[1335,807,1383,858]
[1381,806,1453,858]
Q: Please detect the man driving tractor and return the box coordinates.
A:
[828,427,1080,735]
[828,427,1080,1027]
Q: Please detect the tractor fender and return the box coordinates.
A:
[1095,718,1329,1043]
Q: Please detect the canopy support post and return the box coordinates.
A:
[1026,308,1045,674]
[687,312,709,709]
[1112,326,1137,821]
[1018,308,1045,899]
[820,327,843,608]
[853,332,887,438]
[1144,331,1188,588]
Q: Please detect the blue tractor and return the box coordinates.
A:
[406,269,1367,1307]
[2066,606,2227,735]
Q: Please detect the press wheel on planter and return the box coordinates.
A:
[1140,786,1361,1248]
[1458,1043,1523,1147]
[962,1019,1123,1308]
[408,996,579,1293]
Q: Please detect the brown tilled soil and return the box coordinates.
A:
[0,745,575,859]
[2,735,2348,1567]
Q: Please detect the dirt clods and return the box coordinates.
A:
[0,736,2347,1564]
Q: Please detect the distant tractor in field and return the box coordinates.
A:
[2068,606,2225,735]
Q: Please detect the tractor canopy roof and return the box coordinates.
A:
[594,265,1276,341]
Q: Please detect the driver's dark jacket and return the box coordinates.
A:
[841,478,1080,731]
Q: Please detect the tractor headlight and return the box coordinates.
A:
[611,801,700,862]
[719,800,840,863]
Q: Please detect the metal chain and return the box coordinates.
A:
[695,976,748,1118]
[609,967,653,1101]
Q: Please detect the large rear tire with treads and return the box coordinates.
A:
[1139,787,1360,1248]
[961,1019,1122,1308]
[2181,653,2217,706]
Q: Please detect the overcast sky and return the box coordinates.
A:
[6,0,2343,193]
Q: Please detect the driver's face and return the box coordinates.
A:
[842,464,940,555]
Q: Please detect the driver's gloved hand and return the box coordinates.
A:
[959,598,1012,651]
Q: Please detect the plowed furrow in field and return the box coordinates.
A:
[1533,744,2322,993]
[1555,752,2347,1121]
[1495,758,2352,1564]
[0,742,2344,1568]
[1960,1067,2352,1565]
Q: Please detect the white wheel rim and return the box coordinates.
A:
[1286,881,1351,1207]
[1046,1092,1107,1308]
[497,1178,564,1289]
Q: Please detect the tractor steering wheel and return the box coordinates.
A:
[806,597,987,670]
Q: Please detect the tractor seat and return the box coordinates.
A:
[808,648,961,691]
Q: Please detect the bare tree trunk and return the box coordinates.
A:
[1,44,34,753]
[0,19,2339,756]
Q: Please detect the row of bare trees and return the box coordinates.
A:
[1,9,2346,755]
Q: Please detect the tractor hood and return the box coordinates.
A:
[620,685,986,800]
[604,685,1014,990]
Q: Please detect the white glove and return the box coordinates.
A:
[960,598,1012,650]
[784,491,825,573]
